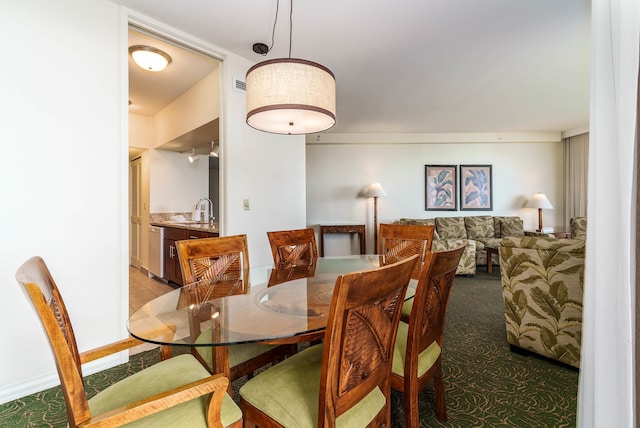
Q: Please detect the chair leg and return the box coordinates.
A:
[433,364,447,421]
[404,380,421,428]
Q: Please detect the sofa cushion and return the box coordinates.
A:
[570,216,587,240]
[432,239,475,275]
[476,238,502,249]
[435,217,467,239]
[494,216,524,238]
[395,218,440,240]
[465,216,495,239]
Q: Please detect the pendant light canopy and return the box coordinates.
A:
[246,58,336,135]
[245,0,336,135]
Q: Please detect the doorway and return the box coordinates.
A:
[127,24,223,284]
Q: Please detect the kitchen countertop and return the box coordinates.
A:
[151,221,219,234]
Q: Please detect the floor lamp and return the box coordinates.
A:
[525,192,554,232]
[367,182,387,252]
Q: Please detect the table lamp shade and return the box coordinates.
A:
[526,193,553,232]
[525,193,554,209]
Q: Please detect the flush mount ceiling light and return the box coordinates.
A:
[129,45,172,72]
[188,148,200,163]
[245,0,336,135]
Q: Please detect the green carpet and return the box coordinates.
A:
[0,271,578,427]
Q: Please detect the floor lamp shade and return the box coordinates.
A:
[246,58,336,135]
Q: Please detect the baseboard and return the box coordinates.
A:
[0,352,127,405]
[0,372,61,405]
[139,265,150,276]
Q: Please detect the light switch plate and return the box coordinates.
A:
[243,199,250,210]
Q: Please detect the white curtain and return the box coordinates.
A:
[563,133,589,226]
[578,0,639,427]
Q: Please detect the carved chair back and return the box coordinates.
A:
[378,223,435,279]
[318,254,418,426]
[267,228,318,269]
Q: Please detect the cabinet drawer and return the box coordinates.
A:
[165,227,188,240]
[187,230,211,239]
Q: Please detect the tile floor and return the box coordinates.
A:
[129,265,175,316]
[128,266,176,354]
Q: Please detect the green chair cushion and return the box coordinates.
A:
[401,287,416,318]
[88,354,242,428]
[239,344,386,428]
[196,327,278,369]
[401,297,414,318]
[392,321,441,378]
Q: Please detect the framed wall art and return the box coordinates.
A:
[425,165,457,210]
[460,164,493,211]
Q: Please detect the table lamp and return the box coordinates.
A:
[367,182,387,251]
[525,193,554,232]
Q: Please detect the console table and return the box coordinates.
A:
[319,224,366,257]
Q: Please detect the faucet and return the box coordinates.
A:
[197,197,215,224]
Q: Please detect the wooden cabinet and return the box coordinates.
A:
[164,227,187,285]
[163,227,219,286]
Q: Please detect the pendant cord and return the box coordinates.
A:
[288,0,293,58]
[263,0,293,58]
[267,0,280,54]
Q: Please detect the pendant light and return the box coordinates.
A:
[246,0,336,135]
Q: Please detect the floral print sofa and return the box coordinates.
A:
[499,230,585,368]
[394,215,525,275]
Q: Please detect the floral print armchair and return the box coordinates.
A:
[499,236,585,368]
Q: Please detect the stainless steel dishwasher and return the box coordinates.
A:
[148,225,164,278]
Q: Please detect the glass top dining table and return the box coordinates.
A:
[128,255,417,348]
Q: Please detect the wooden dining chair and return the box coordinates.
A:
[239,254,419,428]
[267,262,317,287]
[267,228,318,269]
[15,256,242,428]
[176,235,296,381]
[378,223,435,280]
[391,244,466,427]
[378,223,436,321]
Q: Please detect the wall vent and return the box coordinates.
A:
[233,77,246,93]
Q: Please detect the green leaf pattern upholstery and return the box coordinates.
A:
[494,216,525,238]
[570,216,587,240]
[432,239,476,276]
[396,218,474,275]
[499,236,585,368]
[395,218,440,240]
[435,217,467,240]
[395,216,526,275]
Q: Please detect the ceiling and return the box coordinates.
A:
[120,0,590,138]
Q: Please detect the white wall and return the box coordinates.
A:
[0,1,307,403]
[129,113,154,148]
[0,0,127,401]
[149,149,208,213]
[307,133,564,254]
[154,69,220,147]
[221,54,307,272]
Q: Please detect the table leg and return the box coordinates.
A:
[486,248,499,274]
